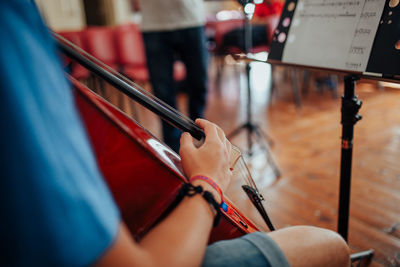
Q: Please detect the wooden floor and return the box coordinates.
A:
[103,57,400,266]
[205,60,400,267]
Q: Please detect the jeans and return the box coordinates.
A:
[143,26,208,153]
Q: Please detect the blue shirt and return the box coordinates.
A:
[0,1,120,266]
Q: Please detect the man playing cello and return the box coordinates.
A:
[0,1,349,266]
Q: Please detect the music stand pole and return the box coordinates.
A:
[338,75,373,263]
[244,8,253,154]
[228,1,280,177]
[338,75,361,240]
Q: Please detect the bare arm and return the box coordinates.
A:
[95,119,232,267]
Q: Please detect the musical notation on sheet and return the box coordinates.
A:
[281,0,386,72]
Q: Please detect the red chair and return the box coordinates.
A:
[211,16,280,54]
[114,23,186,84]
[82,26,123,109]
[206,18,245,89]
[57,30,90,80]
[84,26,119,70]
[114,23,149,82]
[206,15,280,90]
[210,18,245,54]
[251,14,280,53]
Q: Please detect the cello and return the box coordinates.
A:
[55,33,275,243]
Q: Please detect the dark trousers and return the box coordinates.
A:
[143,26,208,152]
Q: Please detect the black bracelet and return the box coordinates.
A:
[178,183,222,227]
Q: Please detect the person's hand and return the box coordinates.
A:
[179,119,232,194]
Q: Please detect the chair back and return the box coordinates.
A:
[84,27,118,69]
[115,23,146,67]
[57,30,90,79]
[213,19,244,52]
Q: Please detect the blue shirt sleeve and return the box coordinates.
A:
[0,1,120,266]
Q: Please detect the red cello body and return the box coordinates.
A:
[72,78,260,243]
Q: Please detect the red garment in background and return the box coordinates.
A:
[254,1,284,17]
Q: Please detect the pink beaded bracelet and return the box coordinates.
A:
[189,175,223,203]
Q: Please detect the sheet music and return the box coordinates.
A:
[281,0,386,72]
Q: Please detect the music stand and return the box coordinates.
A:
[228,0,281,178]
[265,0,399,264]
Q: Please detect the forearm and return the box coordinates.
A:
[96,181,217,267]
[139,189,216,267]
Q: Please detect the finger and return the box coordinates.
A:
[195,119,220,143]
[226,138,232,158]
[215,124,226,144]
[195,118,213,130]
[198,119,225,145]
[179,132,196,154]
[199,120,227,157]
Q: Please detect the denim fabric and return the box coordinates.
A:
[143,26,208,152]
[202,232,290,267]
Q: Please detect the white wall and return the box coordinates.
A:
[35,0,86,31]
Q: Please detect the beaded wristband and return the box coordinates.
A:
[178,183,221,227]
[189,175,223,204]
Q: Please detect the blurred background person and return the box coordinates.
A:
[135,0,209,153]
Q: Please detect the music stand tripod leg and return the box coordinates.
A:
[339,75,374,265]
[251,121,274,146]
[252,126,281,177]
